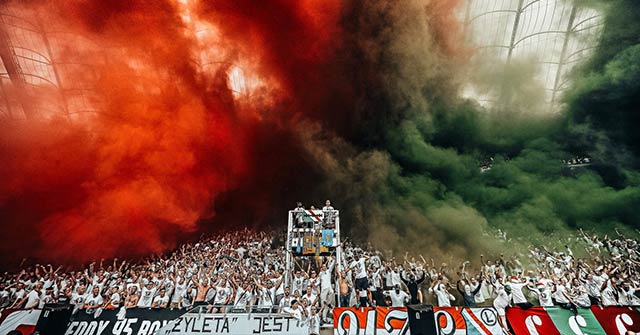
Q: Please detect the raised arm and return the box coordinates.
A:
[472,278,483,295]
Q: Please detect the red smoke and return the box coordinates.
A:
[0,0,259,266]
[0,0,349,267]
[196,0,350,130]
[0,0,463,267]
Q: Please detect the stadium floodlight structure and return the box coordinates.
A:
[0,1,604,118]
[461,0,603,112]
[0,7,53,119]
[0,4,105,121]
[285,209,343,294]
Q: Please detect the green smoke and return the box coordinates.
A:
[301,0,640,261]
[565,0,640,168]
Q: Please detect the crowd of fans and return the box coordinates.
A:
[0,219,639,334]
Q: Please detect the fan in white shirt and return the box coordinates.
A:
[71,286,87,313]
[137,282,157,308]
[492,280,511,335]
[39,287,56,308]
[508,278,533,309]
[307,307,321,335]
[84,287,104,314]
[600,279,619,306]
[171,278,187,307]
[429,281,455,307]
[283,300,305,321]
[152,288,169,308]
[318,260,334,306]
[279,287,294,309]
[384,285,409,307]
[107,287,121,309]
[233,285,253,310]
[301,285,318,306]
[24,285,42,309]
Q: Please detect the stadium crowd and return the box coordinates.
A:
[0,216,639,332]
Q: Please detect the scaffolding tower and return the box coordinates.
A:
[284,209,343,290]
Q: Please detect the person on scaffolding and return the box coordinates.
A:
[322,199,335,229]
[294,202,305,228]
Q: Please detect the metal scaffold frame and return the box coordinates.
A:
[284,210,343,298]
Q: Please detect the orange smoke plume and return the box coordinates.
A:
[0,0,261,265]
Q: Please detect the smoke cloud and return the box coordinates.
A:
[0,0,254,265]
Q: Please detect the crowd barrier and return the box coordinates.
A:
[333,306,640,335]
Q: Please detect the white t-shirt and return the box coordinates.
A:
[302,292,317,306]
[43,279,54,290]
[471,282,485,303]
[431,285,454,307]
[181,288,194,308]
[214,286,231,304]
[534,288,554,307]
[271,276,285,296]
[258,287,274,307]
[626,288,640,306]
[138,287,156,308]
[585,279,600,298]
[205,286,216,302]
[593,273,608,288]
[71,293,86,310]
[553,266,563,277]
[308,314,320,335]
[171,283,187,303]
[350,258,367,280]
[24,290,40,309]
[279,295,293,308]
[601,282,618,306]
[371,270,382,289]
[0,289,10,306]
[293,276,306,295]
[320,270,333,291]
[153,295,169,307]
[12,289,26,301]
[383,271,394,287]
[510,282,528,304]
[84,293,103,313]
[39,293,55,308]
[386,290,409,307]
[492,283,510,316]
[553,285,570,304]
[234,287,252,308]
[284,306,303,320]
[390,271,402,287]
[109,293,121,307]
[573,288,591,307]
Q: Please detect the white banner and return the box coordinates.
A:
[0,309,41,334]
[157,312,309,335]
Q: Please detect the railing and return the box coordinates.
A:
[188,304,292,316]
